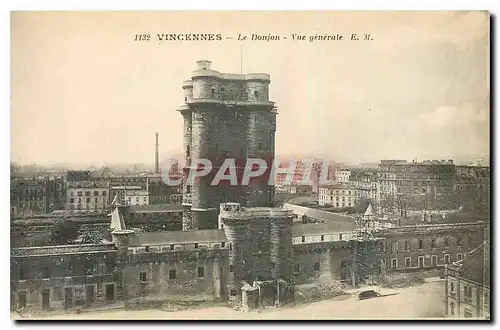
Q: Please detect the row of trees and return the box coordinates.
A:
[48,221,112,245]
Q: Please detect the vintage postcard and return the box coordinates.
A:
[10,11,490,320]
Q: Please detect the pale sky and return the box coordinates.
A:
[11,11,490,166]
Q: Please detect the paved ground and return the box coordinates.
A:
[13,280,448,320]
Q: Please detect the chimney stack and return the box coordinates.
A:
[155,132,160,174]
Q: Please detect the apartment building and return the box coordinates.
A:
[318,184,359,207]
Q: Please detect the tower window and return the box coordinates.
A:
[254,90,259,98]
[41,267,50,279]
[197,267,204,278]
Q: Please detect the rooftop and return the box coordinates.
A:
[292,221,355,236]
[460,240,490,286]
[219,205,294,219]
[127,204,183,214]
[132,229,227,246]
[398,211,489,226]
[318,184,357,190]
[189,61,271,82]
[11,243,116,257]
[283,203,356,223]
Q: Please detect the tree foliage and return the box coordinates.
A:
[10,162,20,175]
[49,220,81,245]
[78,225,112,244]
[380,195,396,213]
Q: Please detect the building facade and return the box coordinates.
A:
[66,171,110,211]
[10,202,488,313]
[179,61,277,231]
[334,169,351,183]
[148,175,182,205]
[111,186,149,206]
[11,176,66,217]
[318,184,359,207]
[445,234,490,319]
[349,169,378,203]
[378,160,457,212]
[455,165,490,215]
[380,222,487,274]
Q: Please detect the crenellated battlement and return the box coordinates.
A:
[219,202,294,220]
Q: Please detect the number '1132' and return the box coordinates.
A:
[134,34,150,41]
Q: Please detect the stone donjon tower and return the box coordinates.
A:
[179,60,277,231]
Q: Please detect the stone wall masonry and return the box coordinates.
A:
[11,249,119,312]
[12,275,119,311]
[219,81,247,101]
[246,81,269,102]
[292,243,353,284]
[12,251,117,282]
[124,249,229,301]
[270,218,294,281]
[192,77,220,99]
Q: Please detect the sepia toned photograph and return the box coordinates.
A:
[10,11,490,321]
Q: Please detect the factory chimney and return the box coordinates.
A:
[155,132,160,174]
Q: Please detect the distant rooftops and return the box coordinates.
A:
[318,184,357,190]
[110,186,144,190]
[380,159,454,165]
[66,170,91,181]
